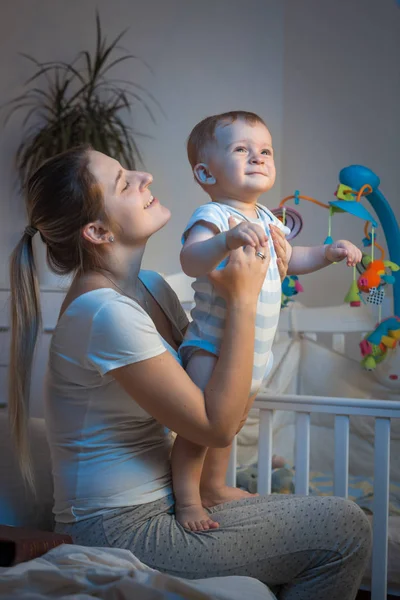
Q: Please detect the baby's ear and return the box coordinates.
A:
[193,163,216,186]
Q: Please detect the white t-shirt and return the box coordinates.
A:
[45,271,188,523]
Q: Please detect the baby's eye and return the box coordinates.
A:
[261,149,272,156]
[234,146,247,153]
[122,180,130,192]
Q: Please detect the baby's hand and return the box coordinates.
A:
[225,218,267,250]
[325,240,362,267]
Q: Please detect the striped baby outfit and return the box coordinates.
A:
[179,202,290,394]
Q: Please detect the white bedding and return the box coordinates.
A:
[0,544,275,600]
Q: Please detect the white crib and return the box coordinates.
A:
[164,274,400,600]
[238,304,400,600]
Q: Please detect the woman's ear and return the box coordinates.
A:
[82,220,113,245]
[193,163,216,186]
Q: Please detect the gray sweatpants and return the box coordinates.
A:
[55,493,371,600]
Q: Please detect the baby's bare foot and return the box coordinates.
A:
[175,503,220,532]
[201,485,258,508]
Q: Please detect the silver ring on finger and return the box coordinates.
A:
[256,251,266,260]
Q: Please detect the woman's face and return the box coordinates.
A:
[88,150,171,245]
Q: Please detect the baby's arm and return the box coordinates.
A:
[181,223,228,278]
[287,240,362,275]
[181,218,267,278]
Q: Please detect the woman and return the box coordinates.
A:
[9,146,371,599]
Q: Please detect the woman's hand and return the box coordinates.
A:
[271,225,289,281]
[209,217,270,305]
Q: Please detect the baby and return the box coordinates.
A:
[171,110,362,531]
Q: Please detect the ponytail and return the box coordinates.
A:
[8,144,104,489]
[8,231,42,491]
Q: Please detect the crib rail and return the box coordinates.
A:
[227,393,400,600]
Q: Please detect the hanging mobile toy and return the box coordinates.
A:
[281,275,304,308]
[344,266,362,307]
[271,203,305,308]
[349,221,399,311]
[340,185,384,308]
[357,224,399,292]
[271,165,400,385]
[270,205,303,241]
[360,316,400,371]
[358,257,399,293]
[272,168,400,318]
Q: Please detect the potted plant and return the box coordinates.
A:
[4,12,160,188]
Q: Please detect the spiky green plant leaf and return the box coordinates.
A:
[2,11,158,187]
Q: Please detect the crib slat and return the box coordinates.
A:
[371,417,390,600]
[257,409,273,494]
[334,415,349,497]
[332,333,345,354]
[295,413,310,495]
[226,436,237,487]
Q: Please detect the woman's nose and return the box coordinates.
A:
[137,171,153,189]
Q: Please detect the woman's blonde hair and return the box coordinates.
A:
[9,145,107,489]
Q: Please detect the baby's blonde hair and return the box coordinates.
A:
[187,110,267,169]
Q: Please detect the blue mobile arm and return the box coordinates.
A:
[340,165,400,316]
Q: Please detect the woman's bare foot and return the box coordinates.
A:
[175,503,220,532]
[201,485,258,508]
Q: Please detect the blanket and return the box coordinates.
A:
[0,544,274,600]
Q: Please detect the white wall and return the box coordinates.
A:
[282,0,400,310]
[0,0,284,284]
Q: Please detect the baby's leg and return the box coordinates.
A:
[200,392,259,506]
[171,436,217,530]
[171,350,219,531]
[200,390,285,507]
[200,445,259,506]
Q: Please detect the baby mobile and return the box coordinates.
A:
[271,165,400,376]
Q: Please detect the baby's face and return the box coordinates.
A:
[206,120,276,200]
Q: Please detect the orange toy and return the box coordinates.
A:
[358,260,386,293]
[357,257,400,294]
